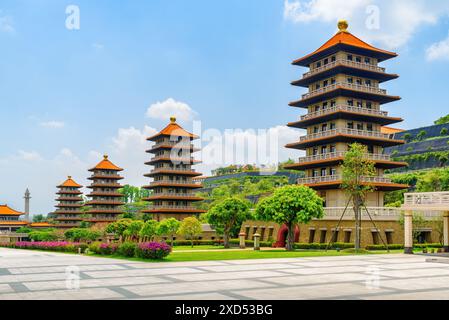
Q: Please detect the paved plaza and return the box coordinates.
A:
[0,248,449,300]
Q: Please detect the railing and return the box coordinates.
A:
[149,180,201,186]
[303,59,386,79]
[299,128,392,142]
[150,155,196,162]
[150,168,196,173]
[302,82,387,100]
[323,207,401,220]
[404,192,449,208]
[151,141,194,149]
[148,205,196,210]
[150,193,200,197]
[298,175,392,185]
[297,152,391,164]
[300,105,388,121]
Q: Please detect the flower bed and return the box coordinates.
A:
[0,241,87,253]
[136,242,172,260]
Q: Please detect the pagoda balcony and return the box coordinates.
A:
[88,191,123,197]
[86,209,123,214]
[55,203,83,208]
[304,59,386,78]
[144,193,204,201]
[144,205,206,213]
[146,180,203,188]
[146,155,200,164]
[287,128,404,149]
[54,210,83,215]
[298,174,408,191]
[145,168,202,177]
[88,174,124,180]
[84,216,119,222]
[87,182,122,188]
[56,190,82,195]
[86,200,124,206]
[290,82,400,108]
[149,141,197,151]
[323,207,401,221]
[293,59,398,87]
[54,217,83,221]
[55,197,83,202]
[285,152,407,170]
[303,83,386,100]
[290,105,402,128]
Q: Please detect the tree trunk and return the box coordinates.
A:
[223,230,230,249]
[171,235,174,247]
[353,195,361,252]
[286,222,294,251]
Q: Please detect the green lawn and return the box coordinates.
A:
[172,245,225,251]
[88,249,402,263]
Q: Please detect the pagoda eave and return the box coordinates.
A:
[293,43,398,67]
[289,89,401,108]
[287,114,403,129]
[87,184,122,189]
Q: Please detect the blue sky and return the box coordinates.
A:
[1,0,449,215]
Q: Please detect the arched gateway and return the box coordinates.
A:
[402,192,449,254]
[275,225,300,248]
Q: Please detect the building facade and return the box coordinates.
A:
[85,155,124,224]
[143,117,206,221]
[54,176,84,228]
[0,205,28,233]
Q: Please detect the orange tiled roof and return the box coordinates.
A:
[381,127,404,135]
[0,221,28,225]
[0,205,24,216]
[58,176,82,188]
[148,117,199,141]
[90,155,123,171]
[294,20,397,65]
[30,222,53,228]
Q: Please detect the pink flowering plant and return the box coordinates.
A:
[135,242,172,260]
[1,241,87,253]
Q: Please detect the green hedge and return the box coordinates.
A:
[366,243,443,251]
[229,239,274,247]
[171,240,223,246]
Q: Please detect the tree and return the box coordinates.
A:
[341,143,376,251]
[207,198,252,248]
[139,220,159,242]
[105,219,132,242]
[123,220,144,242]
[435,114,449,125]
[417,130,427,141]
[157,218,181,246]
[255,185,324,251]
[403,133,412,143]
[32,214,46,223]
[440,127,448,136]
[177,217,203,247]
[16,227,33,234]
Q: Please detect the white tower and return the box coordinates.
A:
[24,188,31,222]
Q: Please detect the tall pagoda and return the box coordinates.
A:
[143,117,205,221]
[85,155,124,223]
[285,20,408,208]
[54,176,84,228]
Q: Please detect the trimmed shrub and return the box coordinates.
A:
[135,242,172,260]
[1,241,85,253]
[98,243,119,255]
[365,244,404,251]
[118,242,137,257]
[171,240,223,247]
[293,243,354,250]
[88,242,102,254]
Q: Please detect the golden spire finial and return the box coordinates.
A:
[103,155,108,160]
[68,176,72,179]
[338,19,349,33]
[170,116,176,123]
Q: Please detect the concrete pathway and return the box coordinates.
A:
[0,248,448,300]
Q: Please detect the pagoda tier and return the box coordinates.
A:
[142,117,206,221]
[53,176,84,229]
[286,20,408,205]
[85,155,124,223]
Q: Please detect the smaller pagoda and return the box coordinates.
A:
[54,176,84,228]
[0,205,28,232]
[143,117,205,221]
[85,155,124,223]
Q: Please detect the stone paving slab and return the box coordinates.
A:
[1,248,449,300]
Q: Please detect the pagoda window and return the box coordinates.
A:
[364,57,371,64]
[330,145,336,153]
[366,102,373,109]
[330,123,336,130]
[347,54,353,61]
[331,55,336,62]
[356,56,362,63]
[313,127,319,134]
[347,77,353,84]
[316,61,321,68]
[356,78,362,85]
[367,124,373,131]
[321,124,328,132]
[312,148,318,156]
[357,123,364,131]
[365,79,372,86]
[315,83,321,90]
[314,105,320,112]
[331,78,336,85]
[357,100,363,108]
[347,122,354,129]
[321,146,327,154]
[347,100,354,106]
[312,169,319,177]
[322,102,328,109]
[323,80,328,87]
[323,58,329,65]
[320,168,327,176]
[330,168,337,176]
[330,100,336,107]
[367,145,374,154]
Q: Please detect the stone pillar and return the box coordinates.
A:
[404,210,413,254]
[443,212,449,253]
[239,232,246,249]
[24,188,31,222]
[253,233,261,251]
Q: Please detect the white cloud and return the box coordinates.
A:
[426,32,449,61]
[0,14,14,33]
[92,43,104,50]
[283,0,449,50]
[39,121,65,129]
[146,98,197,122]
[17,150,43,162]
